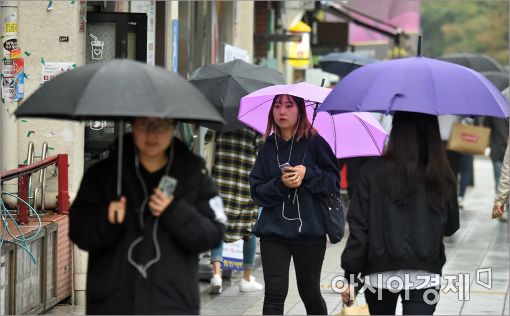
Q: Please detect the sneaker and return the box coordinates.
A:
[239,276,263,292]
[458,197,464,209]
[209,274,222,294]
[499,211,508,223]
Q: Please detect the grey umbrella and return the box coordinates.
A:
[439,53,504,73]
[481,71,509,91]
[318,51,378,78]
[188,59,285,132]
[15,59,224,196]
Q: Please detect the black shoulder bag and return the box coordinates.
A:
[301,100,345,244]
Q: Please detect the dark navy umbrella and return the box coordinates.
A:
[16,59,224,196]
[189,59,285,132]
[318,52,377,78]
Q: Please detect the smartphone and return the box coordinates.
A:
[279,162,292,173]
[158,175,178,197]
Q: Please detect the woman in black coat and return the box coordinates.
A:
[249,94,340,315]
[70,117,226,315]
[341,111,459,315]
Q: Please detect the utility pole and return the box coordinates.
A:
[0,0,19,207]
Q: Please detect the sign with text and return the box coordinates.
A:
[42,62,75,83]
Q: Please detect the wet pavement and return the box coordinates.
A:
[46,157,509,315]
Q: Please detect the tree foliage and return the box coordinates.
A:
[421,0,508,65]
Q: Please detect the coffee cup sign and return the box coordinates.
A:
[90,121,107,130]
[90,34,104,60]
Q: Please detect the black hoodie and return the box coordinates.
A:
[69,134,225,314]
[341,159,459,283]
[249,133,340,242]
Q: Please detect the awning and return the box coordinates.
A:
[321,1,408,44]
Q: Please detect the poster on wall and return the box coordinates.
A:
[13,57,24,100]
[2,59,15,101]
[41,62,75,83]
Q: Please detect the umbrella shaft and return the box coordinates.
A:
[117,120,124,197]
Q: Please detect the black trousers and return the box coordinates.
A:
[365,287,440,315]
[260,238,327,315]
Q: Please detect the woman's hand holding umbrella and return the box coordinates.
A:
[108,197,126,224]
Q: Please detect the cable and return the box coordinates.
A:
[1,192,42,242]
[1,192,43,264]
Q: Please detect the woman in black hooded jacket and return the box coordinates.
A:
[249,94,340,315]
[341,111,460,315]
[70,117,226,315]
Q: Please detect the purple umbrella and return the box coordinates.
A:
[238,82,388,158]
[320,56,509,118]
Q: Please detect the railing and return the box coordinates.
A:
[0,154,69,224]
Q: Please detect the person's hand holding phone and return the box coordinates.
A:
[108,196,126,224]
[150,175,177,217]
[149,188,173,217]
[282,169,301,188]
[282,165,305,189]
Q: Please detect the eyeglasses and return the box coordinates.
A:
[133,119,174,133]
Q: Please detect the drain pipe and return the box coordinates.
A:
[0,0,19,208]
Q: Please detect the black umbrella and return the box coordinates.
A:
[481,71,509,91]
[188,59,285,132]
[15,59,224,196]
[439,53,504,73]
[318,52,378,78]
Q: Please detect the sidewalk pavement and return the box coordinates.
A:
[47,157,509,315]
[199,157,509,315]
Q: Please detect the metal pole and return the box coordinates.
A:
[116,120,124,197]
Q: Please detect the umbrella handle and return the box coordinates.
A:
[302,79,326,164]
[116,120,124,197]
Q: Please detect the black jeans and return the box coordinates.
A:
[365,287,440,315]
[260,238,327,315]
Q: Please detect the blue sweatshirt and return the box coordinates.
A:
[249,133,340,241]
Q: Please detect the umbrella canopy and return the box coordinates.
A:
[481,71,509,91]
[307,108,388,158]
[188,59,285,132]
[238,82,331,133]
[439,53,504,73]
[16,59,224,128]
[319,52,378,78]
[15,59,224,196]
[238,82,388,158]
[320,56,509,118]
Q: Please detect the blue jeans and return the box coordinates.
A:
[459,155,473,198]
[210,234,257,269]
[493,159,503,190]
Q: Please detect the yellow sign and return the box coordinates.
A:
[4,22,17,33]
[287,21,311,68]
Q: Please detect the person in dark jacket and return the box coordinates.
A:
[70,117,226,315]
[249,94,340,315]
[484,116,509,189]
[341,111,460,315]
